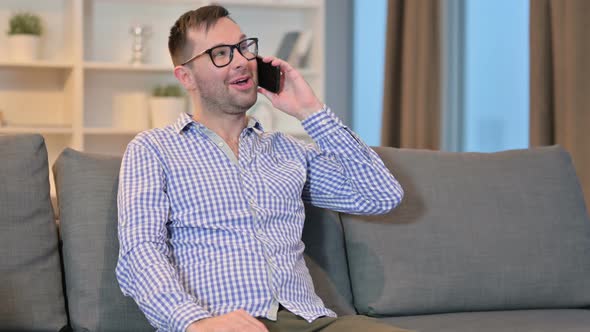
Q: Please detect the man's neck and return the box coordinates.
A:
[191,108,248,145]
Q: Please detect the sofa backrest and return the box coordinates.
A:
[302,204,356,315]
[9,134,589,329]
[53,148,152,332]
[342,146,590,317]
[0,134,68,331]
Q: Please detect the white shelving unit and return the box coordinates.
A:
[0,0,325,197]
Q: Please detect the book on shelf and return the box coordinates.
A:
[289,30,313,68]
[276,31,300,61]
[275,30,313,68]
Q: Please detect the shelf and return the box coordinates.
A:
[82,62,316,75]
[92,0,319,9]
[0,0,324,167]
[84,62,173,72]
[0,126,73,135]
[0,60,74,70]
[83,127,143,135]
[215,0,320,9]
[297,68,318,77]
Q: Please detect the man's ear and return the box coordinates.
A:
[174,65,196,90]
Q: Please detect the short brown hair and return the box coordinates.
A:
[168,5,233,66]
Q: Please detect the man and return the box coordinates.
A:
[116,5,407,332]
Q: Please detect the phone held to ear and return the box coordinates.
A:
[256,56,281,93]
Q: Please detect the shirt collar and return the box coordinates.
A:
[173,112,265,134]
[247,116,265,133]
[172,112,195,134]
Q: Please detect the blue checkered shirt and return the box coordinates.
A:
[116,107,403,332]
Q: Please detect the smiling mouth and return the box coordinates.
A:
[230,77,250,85]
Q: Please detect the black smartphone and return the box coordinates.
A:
[256,56,281,93]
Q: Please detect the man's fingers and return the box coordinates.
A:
[187,310,267,332]
[261,55,295,75]
[245,315,268,332]
[234,310,268,332]
[240,316,268,332]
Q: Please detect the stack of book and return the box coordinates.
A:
[275,30,313,68]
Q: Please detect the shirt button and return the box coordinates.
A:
[249,199,255,206]
[217,142,224,147]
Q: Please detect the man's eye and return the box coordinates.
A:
[213,49,228,58]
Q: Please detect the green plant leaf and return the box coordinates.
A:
[8,12,42,36]
[152,84,184,97]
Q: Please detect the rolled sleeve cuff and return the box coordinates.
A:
[168,302,211,332]
[301,106,342,142]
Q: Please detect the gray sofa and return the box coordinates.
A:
[2,133,589,332]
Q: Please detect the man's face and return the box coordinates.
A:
[186,17,258,115]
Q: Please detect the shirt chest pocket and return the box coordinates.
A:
[166,161,243,225]
[254,154,306,200]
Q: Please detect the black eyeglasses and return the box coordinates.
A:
[180,37,259,68]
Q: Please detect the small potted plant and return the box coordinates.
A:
[149,84,186,128]
[7,12,43,61]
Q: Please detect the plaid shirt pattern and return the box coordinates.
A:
[116,107,403,331]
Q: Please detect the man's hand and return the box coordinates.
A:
[186,309,268,332]
[257,56,323,121]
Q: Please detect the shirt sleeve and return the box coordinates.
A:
[116,141,211,332]
[300,106,404,215]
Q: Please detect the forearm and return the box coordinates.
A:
[302,107,404,214]
[117,241,210,331]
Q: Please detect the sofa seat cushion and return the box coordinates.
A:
[382,309,590,332]
[343,146,590,316]
[0,134,68,331]
[53,148,152,332]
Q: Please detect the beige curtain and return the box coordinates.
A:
[381,0,440,149]
[530,0,590,209]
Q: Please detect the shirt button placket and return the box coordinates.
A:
[242,130,280,313]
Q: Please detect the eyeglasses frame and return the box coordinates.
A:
[180,37,259,68]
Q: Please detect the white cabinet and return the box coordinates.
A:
[0,0,325,196]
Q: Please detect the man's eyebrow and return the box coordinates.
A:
[208,34,248,48]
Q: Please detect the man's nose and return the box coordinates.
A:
[231,49,249,68]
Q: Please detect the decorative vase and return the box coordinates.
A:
[129,25,151,65]
[149,97,186,128]
[8,35,40,61]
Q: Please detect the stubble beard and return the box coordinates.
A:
[197,77,258,116]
